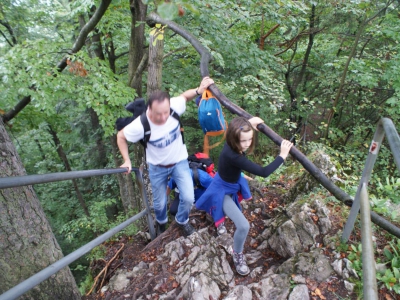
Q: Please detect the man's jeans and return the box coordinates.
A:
[149,159,194,225]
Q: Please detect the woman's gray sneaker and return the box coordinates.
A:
[217,222,227,235]
[233,252,250,276]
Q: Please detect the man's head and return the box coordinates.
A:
[148,91,171,125]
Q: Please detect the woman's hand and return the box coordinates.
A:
[279,140,293,160]
[248,117,264,131]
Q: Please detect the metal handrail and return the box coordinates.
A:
[0,167,156,300]
[342,118,400,240]
[360,183,378,299]
[341,117,400,300]
[0,168,132,189]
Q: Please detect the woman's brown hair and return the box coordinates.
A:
[226,117,255,154]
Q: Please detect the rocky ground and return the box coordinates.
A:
[81,152,400,300]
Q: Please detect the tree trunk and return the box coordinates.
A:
[109,135,137,212]
[147,32,164,94]
[88,107,108,168]
[324,18,366,139]
[285,5,316,143]
[0,119,81,299]
[47,124,90,217]
[125,0,149,214]
[128,0,147,95]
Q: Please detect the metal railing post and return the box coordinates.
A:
[342,120,385,242]
[360,183,378,300]
[134,169,156,240]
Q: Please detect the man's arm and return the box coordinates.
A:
[181,76,215,101]
[117,130,132,173]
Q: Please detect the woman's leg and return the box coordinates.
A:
[222,194,250,276]
[222,194,249,253]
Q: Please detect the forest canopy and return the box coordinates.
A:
[1,0,400,296]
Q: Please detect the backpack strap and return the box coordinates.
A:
[139,108,184,149]
[140,112,151,148]
[170,108,185,145]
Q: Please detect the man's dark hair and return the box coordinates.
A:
[148,90,170,108]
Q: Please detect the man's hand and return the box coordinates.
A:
[197,76,214,94]
[120,159,132,174]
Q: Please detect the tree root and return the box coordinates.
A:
[86,243,125,295]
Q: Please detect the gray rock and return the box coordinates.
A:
[344,280,355,292]
[331,259,343,276]
[246,249,263,265]
[284,150,339,203]
[249,273,290,300]
[277,249,333,282]
[223,285,252,300]
[288,284,309,300]
[268,220,303,258]
[376,263,387,274]
[292,275,306,284]
[108,270,132,292]
[177,274,221,300]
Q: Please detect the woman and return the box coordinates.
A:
[196,116,293,276]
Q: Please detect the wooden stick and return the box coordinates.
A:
[86,243,125,295]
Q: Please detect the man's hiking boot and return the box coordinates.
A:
[178,222,195,237]
[217,222,227,235]
[233,251,250,276]
[156,222,166,236]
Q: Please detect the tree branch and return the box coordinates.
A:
[0,20,17,46]
[1,0,112,124]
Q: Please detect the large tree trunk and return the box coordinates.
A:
[125,0,148,214]
[0,119,80,299]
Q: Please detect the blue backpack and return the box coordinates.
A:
[197,90,227,155]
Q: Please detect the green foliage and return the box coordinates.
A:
[60,199,138,243]
[347,239,400,297]
[377,239,400,294]
[3,0,400,292]
[78,272,94,295]
[376,177,400,204]
[346,243,364,297]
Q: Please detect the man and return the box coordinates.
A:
[117,77,214,236]
[167,167,213,216]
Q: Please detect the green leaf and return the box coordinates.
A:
[384,248,394,260]
[157,2,178,21]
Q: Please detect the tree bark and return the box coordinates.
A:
[109,135,137,212]
[0,118,80,299]
[88,107,108,168]
[147,32,164,94]
[128,0,147,95]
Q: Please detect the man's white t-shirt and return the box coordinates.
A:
[123,96,188,165]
